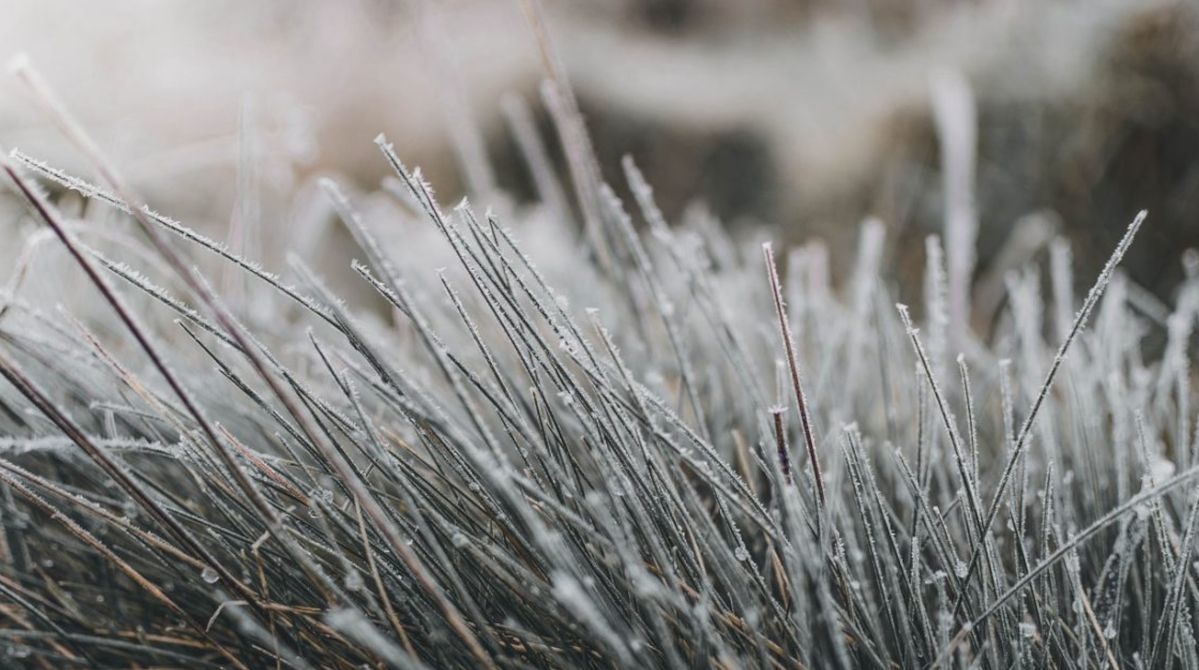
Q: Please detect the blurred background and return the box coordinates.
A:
[1,0,1197,306]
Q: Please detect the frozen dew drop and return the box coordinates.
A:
[201,566,220,584]
[733,546,750,562]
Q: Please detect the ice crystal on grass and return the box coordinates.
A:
[0,55,1193,670]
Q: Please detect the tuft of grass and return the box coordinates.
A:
[0,58,1195,670]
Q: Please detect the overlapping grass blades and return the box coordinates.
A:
[0,64,1194,670]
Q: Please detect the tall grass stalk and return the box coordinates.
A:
[0,58,1193,670]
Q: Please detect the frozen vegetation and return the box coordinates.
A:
[0,56,1195,670]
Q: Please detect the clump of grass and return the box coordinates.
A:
[0,57,1195,670]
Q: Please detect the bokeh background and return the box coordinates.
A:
[1,0,1197,306]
